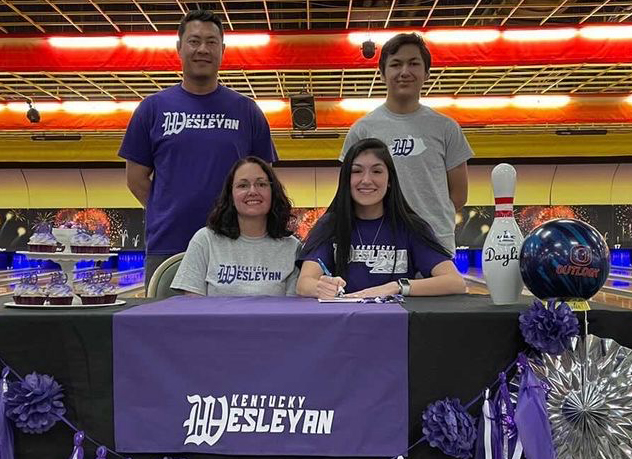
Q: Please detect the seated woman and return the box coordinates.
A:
[172,156,300,296]
[296,138,466,299]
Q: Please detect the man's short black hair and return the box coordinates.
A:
[177,10,224,41]
[378,33,431,76]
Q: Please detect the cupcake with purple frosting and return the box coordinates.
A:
[13,283,46,305]
[101,283,118,304]
[28,223,60,253]
[89,228,111,254]
[79,283,105,305]
[47,282,74,305]
[70,229,93,254]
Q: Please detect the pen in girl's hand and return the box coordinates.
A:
[316,258,345,297]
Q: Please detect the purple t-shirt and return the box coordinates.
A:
[118,84,278,255]
[298,216,450,293]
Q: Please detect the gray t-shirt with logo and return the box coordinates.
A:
[171,228,301,296]
[341,104,473,254]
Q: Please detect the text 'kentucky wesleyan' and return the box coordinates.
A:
[183,393,335,446]
[162,113,240,137]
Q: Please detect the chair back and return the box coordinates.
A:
[146,252,185,298]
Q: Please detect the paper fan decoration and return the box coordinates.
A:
[530,334,632,459]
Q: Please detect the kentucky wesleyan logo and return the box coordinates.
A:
[183,393,334,447]
[350,245,408,274]
[389,135,427,157]
[217,264,282,284]
[162,112,240,136]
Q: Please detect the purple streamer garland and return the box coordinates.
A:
[0,355,130,459]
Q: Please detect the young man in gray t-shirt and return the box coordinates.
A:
[341,33,473,255]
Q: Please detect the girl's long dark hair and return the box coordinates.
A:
[207,156,294,239]
[302,138,450,278]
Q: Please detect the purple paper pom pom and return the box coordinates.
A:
[5,372,66,434]
[422,398,477,459]
[519,300,580,355]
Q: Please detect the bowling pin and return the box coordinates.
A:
[482,163,524,305]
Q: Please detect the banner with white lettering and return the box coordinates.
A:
[113,296,408,456]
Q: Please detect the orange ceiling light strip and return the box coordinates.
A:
[2,25,632,72]
[1,95,630,131]
[503,28,578,42]
[339,95,571,112]
[48,36,120,48]
[2,95,572,115]
[4,100,284,115]
[347,29,502,45]
[580,25,632,40]
[48,33,272,49]
[348,25,632,44]
[424,29,502,43]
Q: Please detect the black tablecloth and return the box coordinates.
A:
[0,294,630,459]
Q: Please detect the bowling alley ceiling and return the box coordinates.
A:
[1,0,632,138]
[2,0,632,32]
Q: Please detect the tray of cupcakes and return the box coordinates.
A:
[55,224,111,254]
[19,223,114,263]
[4,271,125,309]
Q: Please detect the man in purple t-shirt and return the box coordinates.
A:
[118,10,277,288]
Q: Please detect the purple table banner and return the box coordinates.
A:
[113,296,408,456]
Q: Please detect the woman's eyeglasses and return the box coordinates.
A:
[234,180,271,192]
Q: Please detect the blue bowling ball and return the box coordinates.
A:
[519,218,610,300]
